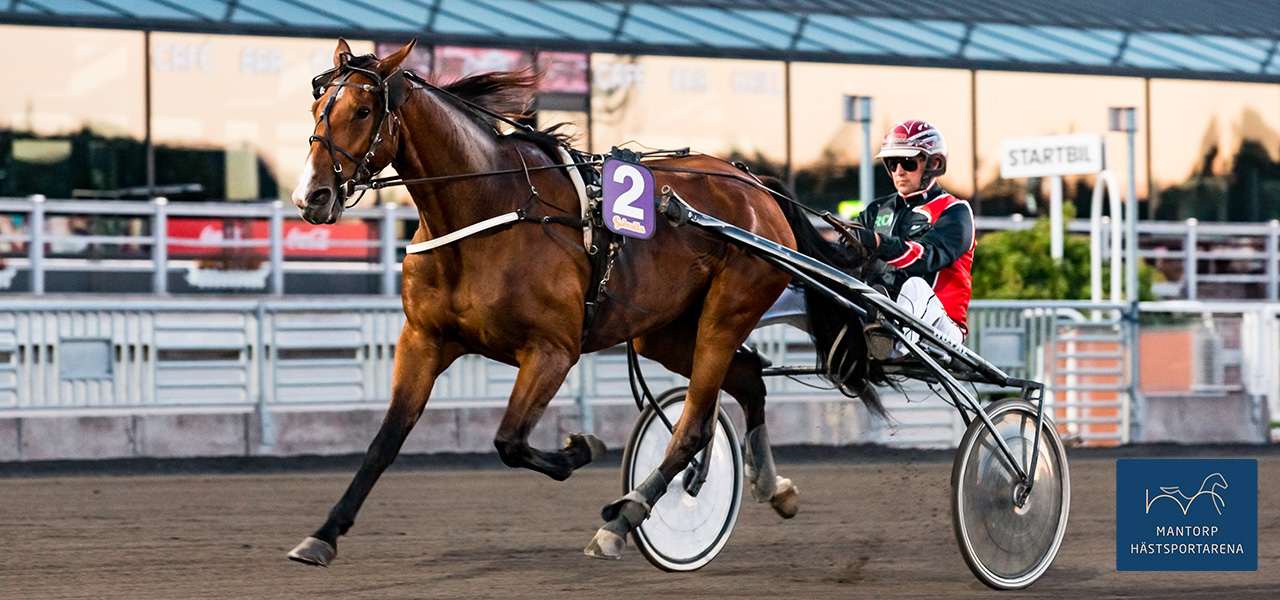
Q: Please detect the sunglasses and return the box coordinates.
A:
[884,156,921,172]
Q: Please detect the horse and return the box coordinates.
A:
[286,38,880,566]
[1145,472,1229,515]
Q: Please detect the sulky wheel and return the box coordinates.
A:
[622,386,743,572]
[951,398,1070,590]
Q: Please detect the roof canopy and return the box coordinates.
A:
[5,0,1279,82]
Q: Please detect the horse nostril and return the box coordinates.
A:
[306,188,333,206]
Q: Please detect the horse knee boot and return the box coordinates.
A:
[743,424,778,502]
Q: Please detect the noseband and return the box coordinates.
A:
[309,54,412,207]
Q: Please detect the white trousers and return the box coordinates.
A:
[890,277,963,358]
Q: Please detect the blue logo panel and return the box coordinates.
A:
[1116,459,1257,571]
[602,158,656,240]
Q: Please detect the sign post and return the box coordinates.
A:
[1000,134,1106,261]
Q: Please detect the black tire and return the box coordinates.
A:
[951,399,1071,590]
[621,386,743,572]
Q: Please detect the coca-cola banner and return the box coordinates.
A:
[167,218,376,258]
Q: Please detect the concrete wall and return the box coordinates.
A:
[0,397,886,463]
[1143,394,1270,444]
[0,390,1268,464]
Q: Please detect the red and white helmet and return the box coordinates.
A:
[875,120,948,182]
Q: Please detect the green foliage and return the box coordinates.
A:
[971,211,1161,300]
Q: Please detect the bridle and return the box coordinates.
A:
[308,53,412,207]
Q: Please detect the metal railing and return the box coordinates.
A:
[976,215,1280,301]
[3,196,1280,299]
[3,296,1273,445]
[0,297,1143,446]
[0,195,418,296]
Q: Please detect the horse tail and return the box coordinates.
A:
[758,176,888,419]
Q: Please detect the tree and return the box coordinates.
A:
[971,211,1159,300]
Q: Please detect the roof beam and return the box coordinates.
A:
[612,3,631,40]
[788,14,808,52]
[1263,39,1279,74]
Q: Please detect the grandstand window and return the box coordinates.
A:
[973,71,1145,217]
[149,33,374,202]
[788,62,972,212]
[0,25,145,198]
[590,54,787,177]
[1148,79,1280,221]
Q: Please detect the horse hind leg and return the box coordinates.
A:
[588,279,785,558]
[493,349,606,481]
[726,345,799,519]
[631,327,801,519]
[586,345,730,558]
[742,421,799,518]
[584,469,669,559]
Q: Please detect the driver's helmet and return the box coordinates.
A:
[874,120,948,183]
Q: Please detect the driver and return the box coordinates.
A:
[842,120,975,360]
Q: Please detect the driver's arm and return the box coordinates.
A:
[877,201,974,275]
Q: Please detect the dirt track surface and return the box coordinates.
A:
[1,451,1276,599]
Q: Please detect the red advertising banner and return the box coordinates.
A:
[167,218,376,258]
[433,46,532,83]
[376,42,433,76]
[538,51,589,93]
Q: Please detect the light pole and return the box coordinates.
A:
[845,95,874,209]
[1109,105,1141,443]
[1109,106,1139,303]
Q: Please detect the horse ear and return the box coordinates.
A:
[333,38,353,67]
[376,38,418,76]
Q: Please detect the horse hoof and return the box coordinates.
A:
[583,527,626,560]
[769,476,800,519]
[287,536,336,567]
[566,433,608,463]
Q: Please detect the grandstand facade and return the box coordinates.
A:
[3,0,1280,220]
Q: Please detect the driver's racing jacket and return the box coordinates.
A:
[855,181,975,333]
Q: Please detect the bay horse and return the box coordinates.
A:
[286,39,880,566]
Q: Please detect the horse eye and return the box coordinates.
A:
[355,107,371,119]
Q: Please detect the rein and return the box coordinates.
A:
[354,153,827,221]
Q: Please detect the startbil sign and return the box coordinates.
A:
[1000,133,1105,179]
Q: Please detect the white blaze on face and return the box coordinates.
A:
[292,152,321,208]
[292,87,344,209]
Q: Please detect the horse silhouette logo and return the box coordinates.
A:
[1144,473,1228,515]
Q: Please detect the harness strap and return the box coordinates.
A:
[557,146,592,250]
[406,211,523,254]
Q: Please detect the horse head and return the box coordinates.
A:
[1202,472,1229,493]
[292,38,416,224]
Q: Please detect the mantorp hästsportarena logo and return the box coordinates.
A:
[1117,459,1256,571]
[1145,472,1228,515]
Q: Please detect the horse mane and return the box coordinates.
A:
[437,69,574,157]
[441,70,540,123]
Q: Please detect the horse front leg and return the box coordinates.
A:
[492,348,606,481]
[288,327,459,567]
